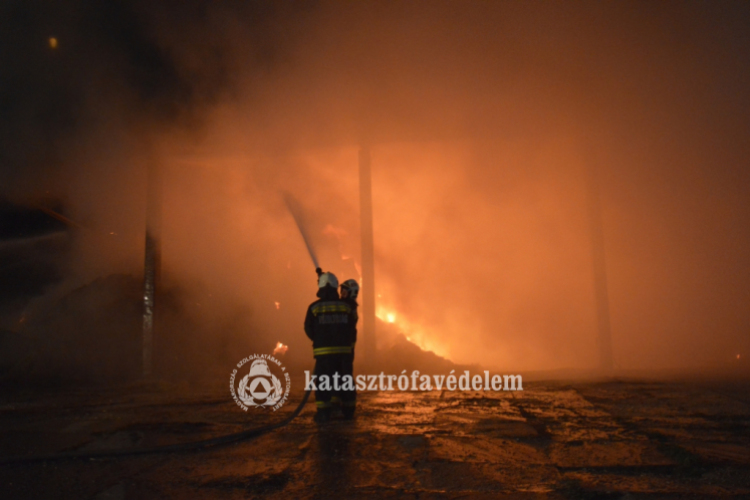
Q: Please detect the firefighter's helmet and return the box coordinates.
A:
[341,279,359,299]
[318,272,338,289]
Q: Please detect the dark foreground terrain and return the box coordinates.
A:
[1,377,749,499]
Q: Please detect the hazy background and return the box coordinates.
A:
[1,1,748,378]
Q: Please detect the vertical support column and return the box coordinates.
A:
[143,159,162,378]
[359,145,377,358]
[586,161,614,373]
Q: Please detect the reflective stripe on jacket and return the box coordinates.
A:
[304,286,357,351]
[313,345,353,356]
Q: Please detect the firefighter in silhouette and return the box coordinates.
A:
[329,279,360,412]
[305,270,357,423]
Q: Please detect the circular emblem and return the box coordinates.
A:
[230,354,290,411]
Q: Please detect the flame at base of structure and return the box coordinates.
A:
[375,306,449,360]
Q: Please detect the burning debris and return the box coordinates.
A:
[375,305,448,361]
[273,342,288,357]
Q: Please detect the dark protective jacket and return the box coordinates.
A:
[340,297,359,344]
[304,286,357,356]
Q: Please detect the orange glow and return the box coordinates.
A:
[273,342,288,356]
[376,305,449,359]
[48,37,57,49]
[42,2,749,376]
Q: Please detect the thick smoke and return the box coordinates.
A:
[1,1,749,379]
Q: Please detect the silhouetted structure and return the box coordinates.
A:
[359,145,376,359]
[143,159,162,377]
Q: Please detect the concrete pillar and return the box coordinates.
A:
[586,161,614,372]
[359,145,377,358]
[142,159,162,378]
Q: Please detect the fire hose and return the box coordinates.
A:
[0,387,312,464]
[1,194,324,465]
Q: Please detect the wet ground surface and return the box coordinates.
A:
[1,377,749,499]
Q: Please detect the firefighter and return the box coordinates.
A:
[317,277,361,414]
[331,279,360,412]
[339,279,360,323]
[304,271,357,423]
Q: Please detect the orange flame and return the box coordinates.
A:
[376,306,448,359]
[273,342,288,356]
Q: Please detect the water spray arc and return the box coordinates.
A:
[283,193,320,270]
[283,193,331,292]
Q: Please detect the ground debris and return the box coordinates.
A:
[1,379,749,498]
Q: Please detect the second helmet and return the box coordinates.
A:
[341,279,360,299]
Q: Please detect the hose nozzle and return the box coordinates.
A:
[315,267,323,277]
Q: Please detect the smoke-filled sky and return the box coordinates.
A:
[2,1,749,372]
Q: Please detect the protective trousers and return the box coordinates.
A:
[314,353,356,417]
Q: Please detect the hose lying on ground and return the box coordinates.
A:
[0,195,327,465]
[0,388,312,465]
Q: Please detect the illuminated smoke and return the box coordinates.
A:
[1,2,749,378]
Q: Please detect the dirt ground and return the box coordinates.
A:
[1,377,749,499]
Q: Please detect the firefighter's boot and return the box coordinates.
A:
[314,408,331,424]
